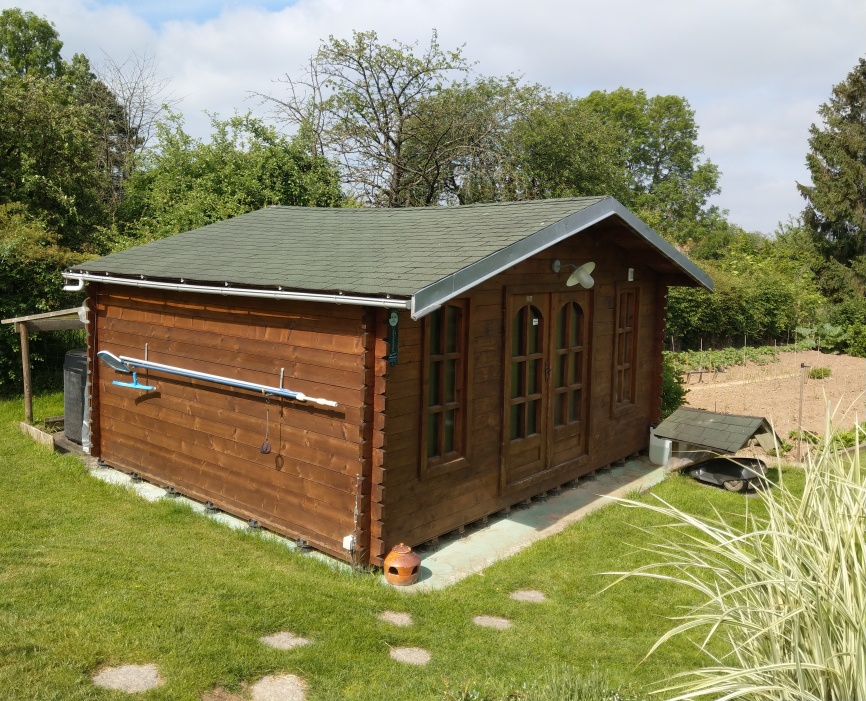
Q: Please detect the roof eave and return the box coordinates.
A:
[410,198,713,320]
[61,271,413,312]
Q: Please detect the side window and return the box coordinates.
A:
[553,301,586,427]
[421,300,468,474]
[612,285,639,409]
[508,303,544,440]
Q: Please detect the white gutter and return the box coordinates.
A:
[62,272,412,311]
[63,277,85,292]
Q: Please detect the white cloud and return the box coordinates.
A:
[4,0,865,233]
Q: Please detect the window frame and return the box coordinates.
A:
[552,298,588,429]
[611,283,640,415]
[420,299,471,477]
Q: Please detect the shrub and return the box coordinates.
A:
[808,366,831,379]
[660,351,688,420]
[846,324,866,357]
[607,429,866,699]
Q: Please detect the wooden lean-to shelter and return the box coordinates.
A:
[62,197,712,565]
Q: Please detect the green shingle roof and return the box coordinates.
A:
[655,407,780,454]
[68,196,712,316]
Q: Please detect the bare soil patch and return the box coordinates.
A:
[685,350,866,452]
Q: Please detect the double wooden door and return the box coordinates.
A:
[501,290,591,492]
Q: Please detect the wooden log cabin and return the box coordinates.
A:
[63,197,712,566]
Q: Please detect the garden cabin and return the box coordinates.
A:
[63,197,712,565]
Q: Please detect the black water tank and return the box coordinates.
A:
[64,349,87,444]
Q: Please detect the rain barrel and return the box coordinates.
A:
[64,349,87,444]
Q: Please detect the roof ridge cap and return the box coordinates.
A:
[263,196,610,213]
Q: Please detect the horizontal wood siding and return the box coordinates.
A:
[377,225,661,552]
[94,286,366,559]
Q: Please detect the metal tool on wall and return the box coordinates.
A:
[260,397,272,455]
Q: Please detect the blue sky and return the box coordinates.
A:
[106,0,297,26]
[7,0,866,234]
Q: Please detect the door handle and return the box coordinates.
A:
[545,364,551,382]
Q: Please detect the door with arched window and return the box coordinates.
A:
[502,290,591,492]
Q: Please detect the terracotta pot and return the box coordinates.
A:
[383,543,421,586]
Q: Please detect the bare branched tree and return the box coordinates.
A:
[254,29,475,207]
[256,56,329,159]
[97,48,180,178]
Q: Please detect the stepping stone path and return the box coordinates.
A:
[472,615,512,630]
[92,663,163,693]
[389,647,431,665]
[250,674,307,701]
[509,589,547,602]
[258,631,311,650]
[377,610,413,627]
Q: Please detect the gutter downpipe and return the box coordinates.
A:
[61,272,412,311]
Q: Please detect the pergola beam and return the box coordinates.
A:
[16,322,32,424]
[1,307,85,425]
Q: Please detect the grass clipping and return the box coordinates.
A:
[608,430,866,700]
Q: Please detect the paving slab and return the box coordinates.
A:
[250,674,306,701]
[258,631,310,649]
[473,615,512,629]
[92,663,163,693]
[377,610,413,626]
[389,647,431,665]
[401,457,666,591]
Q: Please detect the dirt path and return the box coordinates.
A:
[684,350,866,442]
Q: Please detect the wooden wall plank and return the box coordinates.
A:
[94,285,365,562]
[378,224,663,554]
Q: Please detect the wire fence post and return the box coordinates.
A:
[797,361,810,463]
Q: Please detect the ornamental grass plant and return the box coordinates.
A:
[608,415,866,700]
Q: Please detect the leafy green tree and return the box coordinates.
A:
[0,204,88,395]
[798,56,866,262]
[582,88,720,244]
[0,8,63,78]
[0,69,113,250]
[0,12,163,395]
[505,93,629,202]
[0,10,132,251]
[120,112,342,241]
[417,82,630,206]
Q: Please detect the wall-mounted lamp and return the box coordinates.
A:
[552,260,596,288]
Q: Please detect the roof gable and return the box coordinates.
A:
[66,197,712,318]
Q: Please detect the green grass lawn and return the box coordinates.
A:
[0,393,799,700]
